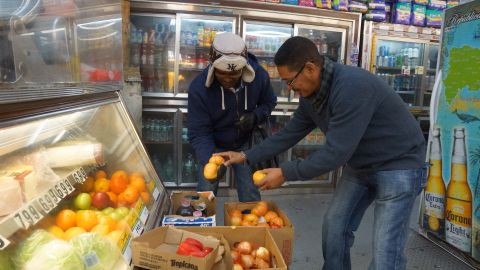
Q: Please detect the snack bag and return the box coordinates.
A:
[333,0,349,11]
[411,4,426,26]
[316,0,333,8]
[281,0,299,4]
[299,0,315,6]
[426,8,443,27]
[365,10,387,21]
[428,0,446,10]
[393,2,412,25]
[349,1,368,12]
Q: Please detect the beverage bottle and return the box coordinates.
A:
[350,42,359,67]
[176,198,195,216]
[197,23,204,47]
[141,44,147,66]
[320,34,328,54]
[165,155,174,181]
[204,27,211,47]
[183,154,194,182]
[446,127,472,252]
[423,127,446,236]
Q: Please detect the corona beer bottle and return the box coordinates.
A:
[423,127,446,236]
[446,127,472,253]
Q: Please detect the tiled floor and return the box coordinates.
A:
[215,193,474,270]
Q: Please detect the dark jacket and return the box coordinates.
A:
[188,54,277,165]
[246,62,426,180]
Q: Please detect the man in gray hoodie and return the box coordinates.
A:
[217,36,427,270]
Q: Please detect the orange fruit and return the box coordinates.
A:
[91,224,110,235]
[129,172,144,181]
[230,209,242,218]
[63,227,86,240]
[76,210,99,231]
[48,225,64,239]
[252,171,267,186]
[55,209,77,231]
[243,214,259,225]
[110,172,129,194]
[203,163,218,180]
[117,193,130,207]
[94,178,110,192]
[140,192,151,204]
[106,192,118,206]
[130,177,146,192]
[264,211,278,223]
[251,205,267,217]
[107,230,124,244]
[209,155,224,166]
[80,176,95,192]
[270,216,284,228]
[116,220,130,232]
[122,186,140,204]
[98,215,116,232]
[94,170,107,180]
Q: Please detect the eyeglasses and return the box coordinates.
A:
[286,63,306,87]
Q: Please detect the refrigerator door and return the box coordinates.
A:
[142,108,177,186]
[421,43,439,107]
[130,14,176,96]
[177,14,235,96]
[242,21,293,101]
[371,36,427,107]
[178,108,230,187]
[268,111,293,166]
[0,94,167,265]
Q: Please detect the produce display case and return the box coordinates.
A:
[132,0,362,190]
[0,1,169,268]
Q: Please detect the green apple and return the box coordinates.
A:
[115,207,130,219]
[109,211,123,221]
[102,207,114,215]
[74,193,91,210]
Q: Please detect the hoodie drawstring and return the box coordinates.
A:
[220,86,225,110]
[244,85,247,110]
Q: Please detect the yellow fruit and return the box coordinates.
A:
[94,170,107,180]
[55,209,77,231]
[209,155,225,166]
[252,171,266,186]
[107,230,124,245]
[91,224,110,235]
[48,225,64,239]
[203,163,218,181]
[63,227,86,240]
[94,178,110,192]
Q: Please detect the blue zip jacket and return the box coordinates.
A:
[188,54,277,166]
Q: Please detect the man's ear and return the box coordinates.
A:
[304,62,320,77]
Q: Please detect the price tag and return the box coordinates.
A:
[379,23,390,30]
[0,235,10,250]
[152,188,160,201]
[132,221,144,237]
[48,188,61,204]
[14,205,43,229]
[422,28,432,34]
[79,167,87,180]
[401,66,411,75]
[393,24,404,32]
[37,192,57,213]
[407,26,418,33]
[72,170,84,184]
[63,178,74,193]
[122,241,133,263]
[140,207,149,225]
[54,182,67,199]
[415,66,424,74]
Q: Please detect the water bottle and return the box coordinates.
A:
[165,155,174,181]
[153,119,161,142]
[167,120,173,142]
[183,154,194,182]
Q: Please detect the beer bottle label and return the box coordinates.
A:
[425,191,445,218]
[446,198,472,253]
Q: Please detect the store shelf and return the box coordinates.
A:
[0,165,99,248]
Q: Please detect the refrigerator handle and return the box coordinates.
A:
[429,70,442,131]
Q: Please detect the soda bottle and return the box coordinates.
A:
[423,127,446,236]
[446,127,472,252]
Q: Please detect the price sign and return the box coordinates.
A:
[393,24,404,32]
[379,24,390,30]
[132,221,144,237]
[401,66,411,75]
[37,192,57,213]
[64,178,74,192]
[48,188,61,204]
[78,167,87,180]
[72,170,84,184]
[54,182,67,199]
[407,26,418,33]
[0,235,10,250]
[152,188,160,201]
[140,207,149,225]
[415,66,424,74]
[14,205,43,229]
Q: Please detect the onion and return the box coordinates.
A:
[233,264,244,270]
[255,246,270,262]
[241,254,254,269]
[237,241,253,255]
[231,250,241,264]
[253,257,270,269]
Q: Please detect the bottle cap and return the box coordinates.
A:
[193,211,202,217]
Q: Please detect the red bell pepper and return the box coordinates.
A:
[184,237,204,250]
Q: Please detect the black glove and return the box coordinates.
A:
[234,112,257,133]
[216,164,227,180]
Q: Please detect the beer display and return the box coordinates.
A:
[423,127,446,236]
[445,127,472,253]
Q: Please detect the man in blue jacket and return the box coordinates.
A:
[188,32,277,202]
[217,37,427,269]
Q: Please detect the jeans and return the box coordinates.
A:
[196,144,261,202]
[322,165,427,270]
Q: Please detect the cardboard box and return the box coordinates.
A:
[131,226,220,270]
[181,226,288,270]
[224,201,294,265]
[162,191,216,227]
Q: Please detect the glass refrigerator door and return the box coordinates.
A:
[289,128,332,184]
[130,14,176,95]
[422,43,439,107]
[293,24,347,101]
[268,112,292,165]
[75,15,123,83]
[243,21,293,101]
[142,109,177,186]
[178,109,229,187]
[177,15,235,95]
[372,37,426,107]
